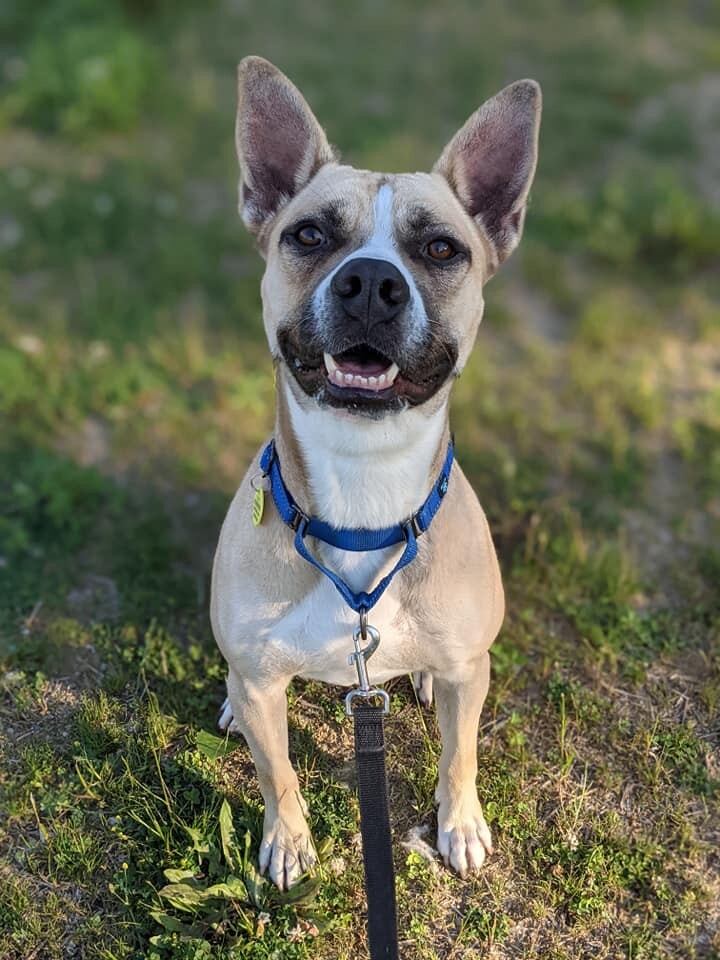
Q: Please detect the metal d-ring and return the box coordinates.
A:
[249,473,270,492]
[345,687,390,715]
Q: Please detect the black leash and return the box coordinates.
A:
[344,618,399,958]
[353,703,399,960]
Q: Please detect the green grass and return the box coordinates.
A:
[1,0,719,957]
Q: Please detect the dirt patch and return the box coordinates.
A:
[1,677,83,753]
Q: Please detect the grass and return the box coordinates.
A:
[1,0,719,957]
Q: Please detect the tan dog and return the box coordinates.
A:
[211,57,541,891]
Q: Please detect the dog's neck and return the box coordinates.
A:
[274,371,450,531]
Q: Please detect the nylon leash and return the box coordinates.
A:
[353,703,399,960]
[345,616,397,959]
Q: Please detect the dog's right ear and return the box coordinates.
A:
[235,57,335,240]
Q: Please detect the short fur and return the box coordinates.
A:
[212,56,541,890]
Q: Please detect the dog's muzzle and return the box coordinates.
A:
[277,255,457,415]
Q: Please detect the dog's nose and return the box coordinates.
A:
[330,257,410,330]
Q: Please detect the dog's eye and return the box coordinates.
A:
[295,224,325,247]
[426,238,457,262]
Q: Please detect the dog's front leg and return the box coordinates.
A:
[434,652,493,877]
[223,670,316,890]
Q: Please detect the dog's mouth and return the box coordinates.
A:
[323,345,399,395]
[278,327,457,415]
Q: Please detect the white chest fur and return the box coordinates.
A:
[251,575,407,686]
[287,391,445,681]
[286,388,446,531]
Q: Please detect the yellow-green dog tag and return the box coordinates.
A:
[252,487,265,526]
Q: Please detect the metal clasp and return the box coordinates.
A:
[403,514,421,540]
[290,505,309,532]
[345,611,390,715]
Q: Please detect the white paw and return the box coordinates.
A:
[218,697,232,731]
[412,671,433,707]
[260,806,317,891]
[217,697,242,735]
[437,797,493,878]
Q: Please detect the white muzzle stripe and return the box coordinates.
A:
[311,184,428,343]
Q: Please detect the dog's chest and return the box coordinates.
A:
[242,395,448,683]
[264,545,415,685]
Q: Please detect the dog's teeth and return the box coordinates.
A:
[327,359,400,392]
[385,362,400,385]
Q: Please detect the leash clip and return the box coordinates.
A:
[345,613,390,715]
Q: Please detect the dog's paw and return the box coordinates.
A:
[217,697,242,734]
[412,671,433,707]
[437,797,493,878]
[259,805,317,891]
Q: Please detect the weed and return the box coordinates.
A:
[458,904,510,946]
[651,724,716,796]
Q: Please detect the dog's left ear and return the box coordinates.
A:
[434,80,541,271]
[235,56,336,239]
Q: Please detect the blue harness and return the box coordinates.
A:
[259,438,454,614]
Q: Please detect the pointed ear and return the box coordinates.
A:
[433,80,541,269]
[235,57,336,237]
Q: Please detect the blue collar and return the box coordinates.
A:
[259,437,454,614]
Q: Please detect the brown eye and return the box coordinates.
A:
[426,238,457,261]
[295,224,324,247]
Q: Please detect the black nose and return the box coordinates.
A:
[330,257,410,330]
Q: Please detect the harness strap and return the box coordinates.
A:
[293,520,418,614]
[353,704,399,960]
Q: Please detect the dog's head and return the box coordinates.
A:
[235,57,541,419]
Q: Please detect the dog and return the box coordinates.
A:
[211,56,541,891]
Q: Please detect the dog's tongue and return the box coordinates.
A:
[325,347,400,391]
[334,354,389,376]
